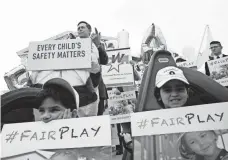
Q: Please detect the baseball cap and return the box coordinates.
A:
[155,66,189,88]
[43,78,79,110]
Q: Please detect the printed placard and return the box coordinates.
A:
[27,38,92,71]
[177,60,196,68]
[107,90,136,101]
[131,102,228,137]
[102,64,134,87]
[17,31,76,56]
[105,90,136,124]
[1,115,111,158]
[207,56,228,86]
[106,48,131,64]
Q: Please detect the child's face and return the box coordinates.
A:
[39,97,66,123]
[160,80,188,108]
[184,131,217,157]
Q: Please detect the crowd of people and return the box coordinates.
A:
[2,21,228,160]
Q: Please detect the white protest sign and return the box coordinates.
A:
[17,31,76,57]
[28,38,92,71]
[106,48,131,64]
[207,56,228,86]
[131,102,228,137]
[1,115,111,158]
[177,60,196,68]
[102,63,134,87]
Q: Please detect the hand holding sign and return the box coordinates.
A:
[120,133,132,143]
[91,28,101,47]
[61,109,78,119]
[42,109,77,123]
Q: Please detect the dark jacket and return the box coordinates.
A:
[90,45,109,100]
[90,45,109,88]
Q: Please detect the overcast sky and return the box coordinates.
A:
[0,0,227,91]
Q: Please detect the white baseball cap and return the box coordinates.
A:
[155,66,189,88]
[43,78,79,110]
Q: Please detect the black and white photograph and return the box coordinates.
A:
[1,1,228,160]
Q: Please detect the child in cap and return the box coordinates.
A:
[36,78,79,123]
[178,130,228,160]
[153,66,191,159]
[36,77,98,122]
[154,66,190,109]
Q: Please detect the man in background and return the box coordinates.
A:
[77,21,109,116]
[205,41,227,76]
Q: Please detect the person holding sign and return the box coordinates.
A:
[152,66,190,159]
[154,66,189,108]
[77,21,109,116]
[178,130,228,160]
[28,32,99,115]
[36,78,97,122]
[128,66,191,160]
[77,21,101,74]
[205,41,228,75]
[198,41,228,75]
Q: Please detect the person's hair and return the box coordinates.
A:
[50,149,79,160]
[154,83,189,109]
[154,87,165,108]
[36,85,75,110]
[210,41,222,47]
[176,57,186,63]
[179,130,218,160]
[77,21,92,32]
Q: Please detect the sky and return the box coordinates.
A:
[0,0,227,92]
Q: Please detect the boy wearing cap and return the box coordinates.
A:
[36,78,96,123]
[153,66,190,159]
[154,66,189,109]
[124,66,190,159]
